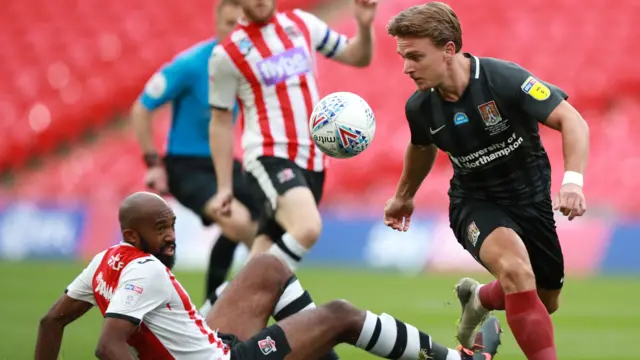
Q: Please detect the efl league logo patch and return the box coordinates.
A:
[258,336,277,355]
[478,101,503,126]
[520,76,551,101]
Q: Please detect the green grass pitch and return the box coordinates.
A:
[1,261,638,359]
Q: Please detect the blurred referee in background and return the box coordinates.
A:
[130,0,258,307]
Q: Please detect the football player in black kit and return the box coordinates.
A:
[383,3,589,360]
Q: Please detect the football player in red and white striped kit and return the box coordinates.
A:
[207,0,376,290]
[35,192,502,360]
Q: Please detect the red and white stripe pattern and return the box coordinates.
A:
[69,244,230,360]
[209,9,347,172]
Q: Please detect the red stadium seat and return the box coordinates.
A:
[1,0,326,171]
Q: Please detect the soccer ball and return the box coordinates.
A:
[309,92,376,159]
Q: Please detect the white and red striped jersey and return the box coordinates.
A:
[209,9,348,172]
[66,243,229,360]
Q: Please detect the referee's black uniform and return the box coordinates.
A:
[405,53,567,290]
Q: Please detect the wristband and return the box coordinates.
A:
[143,153,161,168]
[562,171,583,187]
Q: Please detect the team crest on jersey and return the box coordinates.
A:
[258,336,277,355]
[284,25,301,38]
[467,222,480,247]
[478,101,502,126]
[478,100,509,135]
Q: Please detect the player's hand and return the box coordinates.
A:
[354,0,377,27]
[144,166,169,195]
[553,183,586,221]
[207,188,233,217]
[383,196,414,232]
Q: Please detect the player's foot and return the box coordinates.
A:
[458,316,502,359]
[456,277,490,349]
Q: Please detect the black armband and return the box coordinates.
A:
[143,153,162,168]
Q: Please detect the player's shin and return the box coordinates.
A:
[267,233,309,271]
[206,234,237,298]
[355,311,460,360]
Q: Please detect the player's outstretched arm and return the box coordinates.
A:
[332,0,377,67]
[35,294,93,360]
[95,318,138,360]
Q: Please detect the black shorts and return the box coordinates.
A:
[164,155,259,226]
[220,325,291,360]
[243,156,324,240]
[449,197,565,290]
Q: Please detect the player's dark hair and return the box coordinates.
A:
[386,2,463,52]
[216,0,240,14]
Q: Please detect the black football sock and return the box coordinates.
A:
[205,234,238,301]
[355,311,457,360]
[273,275,340,360]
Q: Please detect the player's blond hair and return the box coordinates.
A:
[386,2,463,53]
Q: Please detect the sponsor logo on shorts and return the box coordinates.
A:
[521,76,551,101]
[257,47,310,86]
[258,336,277,355]
[468,221,480,247]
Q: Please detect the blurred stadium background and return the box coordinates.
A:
[1,0,639,358]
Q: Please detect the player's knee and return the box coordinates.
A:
[496,259,536,293]
[248,254,292,288]
[544,299,560,314]
[322,299,363,337]
[289,219,322,247]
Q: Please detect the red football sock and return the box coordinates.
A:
[505,290,557,360]
[478,280,505,310]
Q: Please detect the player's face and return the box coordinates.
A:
[396,37,449,91]
[138,208,177,269]
[240,0,275,23]
[216,4,243,40]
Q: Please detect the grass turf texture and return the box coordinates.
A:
[1,261,638,359]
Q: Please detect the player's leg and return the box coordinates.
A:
[231,300,502,360]
[205,253,339,359]
[244,156,323,271]
[452,200,557,360]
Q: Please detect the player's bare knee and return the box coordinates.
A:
[288,218,322,247]
[248,254,292,288]
[322,299,363,339]
[496,259,536,293]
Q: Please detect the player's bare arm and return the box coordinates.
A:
[395,143,438,199]
[35,293,92,360]
[208,46,240,216]
[544,100,590,220]
[95,318,138,360]
[131,101,169,194]
[332,0,377,67]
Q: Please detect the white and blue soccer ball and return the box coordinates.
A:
[309,91,376,159]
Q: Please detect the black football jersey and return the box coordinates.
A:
[405,53,568,204]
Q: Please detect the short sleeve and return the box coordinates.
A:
[66,252,102,306]
[294,9,348,59]
[405,93,433,146]
[488,60,568,123]
[209,45,240,110]
[104,259,170,325]
[139,58,193,111]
